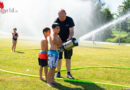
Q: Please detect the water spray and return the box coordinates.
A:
[79,13,130,41]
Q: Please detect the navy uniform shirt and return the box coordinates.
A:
[54,16,75,42]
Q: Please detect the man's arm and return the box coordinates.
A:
[67,27,74,41]
[67,17,75,41]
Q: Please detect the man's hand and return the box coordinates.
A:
[67,37,71,41]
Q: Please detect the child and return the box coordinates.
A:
[38,27,51,81]
[47,23,62,87]
[12,28,18,52]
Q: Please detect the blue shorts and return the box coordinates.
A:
[48,50,59,68]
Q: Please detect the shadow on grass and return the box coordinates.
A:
[42,81,105,90]
[53,83,81,90]
[40,78,105,90]
[16,51,24,54]
[19,49,40,51]
[31,49,40,50]
[41,80,78,90]
[27,49,40,51]
[64,80,105,90]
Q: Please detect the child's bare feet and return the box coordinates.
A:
[40,77,44,81]
[47,83,54,87]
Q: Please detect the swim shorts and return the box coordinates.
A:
[38,51,48,67]
[48,50,59,68]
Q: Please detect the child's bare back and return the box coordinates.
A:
[41,39,48,52]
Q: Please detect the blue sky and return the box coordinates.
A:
[102,0,124,13]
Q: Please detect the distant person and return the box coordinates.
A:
[38,27,51,81]
[54,9,75,79]
[12,28,18,52]
[47,23,62,87]
[92,33,96,45]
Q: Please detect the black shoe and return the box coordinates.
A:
[67,73,74,79]
[56,72,61,78]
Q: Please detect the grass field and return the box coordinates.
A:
[106,30,128,43]
[0,38,130,90]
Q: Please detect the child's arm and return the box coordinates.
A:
[41,40,46,52]
[12,33,14,37]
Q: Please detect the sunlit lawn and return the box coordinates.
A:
[0,38,130,90]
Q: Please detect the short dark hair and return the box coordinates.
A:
[43,27,50,33]
[52,23,60,29]
[13,28,17,31]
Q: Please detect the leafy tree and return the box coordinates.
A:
[118,0,130,32]
[119,0,130,15]
[97,8,114,41]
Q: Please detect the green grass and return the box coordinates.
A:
[0,38,130,90]
[106,30,128,43]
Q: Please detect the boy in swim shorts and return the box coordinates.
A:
[38,27,50,81]
[47,23,62,87]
